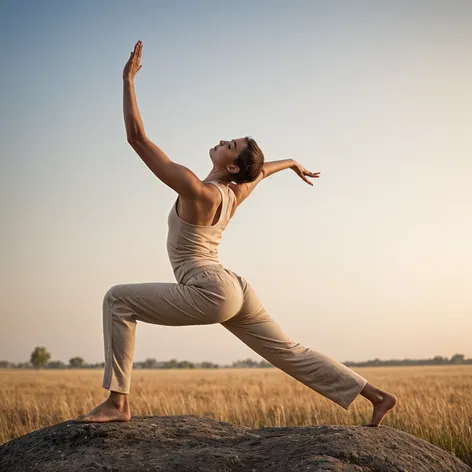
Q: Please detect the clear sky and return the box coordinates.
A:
[1,0,471,365]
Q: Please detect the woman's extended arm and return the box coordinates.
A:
[263,159,320,185]
[262,159,295,178]
[123,41,210,200]
[229,159,320,207]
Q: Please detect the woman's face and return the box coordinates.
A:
[209,138,248,169]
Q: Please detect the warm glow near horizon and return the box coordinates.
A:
[1,1,471,365]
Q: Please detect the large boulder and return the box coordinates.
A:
[0,416,470,471]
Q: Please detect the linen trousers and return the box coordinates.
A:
[102,264,367,410]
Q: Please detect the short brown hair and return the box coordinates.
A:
[232,137,264,184]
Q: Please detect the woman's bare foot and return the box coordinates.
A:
[360,382,397,427]
[367,391,397,426]
[75,392,131,423]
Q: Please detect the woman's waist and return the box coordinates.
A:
[170,257,223,284]
[178,263,226,285]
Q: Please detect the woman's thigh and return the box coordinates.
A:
[106,269,244,326]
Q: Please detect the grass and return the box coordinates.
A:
[0,366,471,466]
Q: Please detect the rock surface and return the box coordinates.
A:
[0,416,470,472]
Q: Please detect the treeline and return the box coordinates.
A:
[0,347,470,369]
[0,358,273,369]
[0,347,273,369]
[344,353,472,367]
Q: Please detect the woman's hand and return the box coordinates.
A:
[290,161,320,186]
[123,40,143,80]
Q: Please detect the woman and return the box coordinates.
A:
[77,41,397,426]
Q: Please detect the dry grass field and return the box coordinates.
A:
[1,366,471,466]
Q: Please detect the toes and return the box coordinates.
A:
[75,414,95,423]
[77,416,96,423]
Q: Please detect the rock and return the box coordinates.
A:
[0,416,470,471]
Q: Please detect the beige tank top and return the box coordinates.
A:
[167,180,236,283]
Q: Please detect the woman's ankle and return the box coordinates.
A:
[360,382,384,405]
[108,391,129,409]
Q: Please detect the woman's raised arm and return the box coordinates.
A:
[123,41,209,200]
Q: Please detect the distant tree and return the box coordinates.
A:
[69,357,85,368]
[166,358,179,369]
[30,346,51,369]
[433,355,447,365]
[451,353,465,364]
[200,361,219,369]
[232,358,260,368]
[0,360,14,368]
[48,360,67,369]
[143,358,159,369]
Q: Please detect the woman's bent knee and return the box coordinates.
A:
[102,284,131,315]
[103,284,130,304]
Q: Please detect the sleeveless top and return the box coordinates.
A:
[166,180,236,283]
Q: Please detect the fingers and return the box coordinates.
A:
[128,41,143,72]
[298,165,320,178]
[301,171,317,185]
[298,172,313,186]
[135,40,143,58]
[293,163,320,186]
[124,41,143,78]
[130,41,143,59]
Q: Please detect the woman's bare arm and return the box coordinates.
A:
[229,159,319,207]
[123,41,210,200]
[263,159,296,178]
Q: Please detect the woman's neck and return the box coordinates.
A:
[203,168,230,184]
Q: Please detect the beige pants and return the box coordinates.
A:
[102,264,367,410]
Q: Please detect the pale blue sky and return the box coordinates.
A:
[1,1,471,364]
